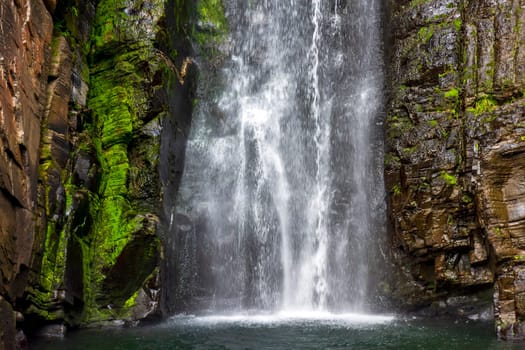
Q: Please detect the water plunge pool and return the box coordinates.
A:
[32,314,515,350]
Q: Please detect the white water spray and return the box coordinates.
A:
[172,0,385,314]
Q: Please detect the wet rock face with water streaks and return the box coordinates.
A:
[387,0,525,340]
[0,0,52,295]
[0,0,53,348]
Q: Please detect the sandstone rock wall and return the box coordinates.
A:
[0,0,53,348]
[386,0,525,340]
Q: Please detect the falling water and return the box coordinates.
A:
[171,0,385,314]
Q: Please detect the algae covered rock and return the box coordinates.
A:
[9,0,200,332]
[72,0,173,324]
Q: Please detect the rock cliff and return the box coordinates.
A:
[0,0,209,347]
[386,0,525,340]
[0,0,54,347]
[3,0,525,347]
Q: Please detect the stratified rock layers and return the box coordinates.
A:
[0,0,53,348]
[386,0,525,340]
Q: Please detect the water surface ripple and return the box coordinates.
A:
[32,316,518,350]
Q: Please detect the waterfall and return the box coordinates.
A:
[171,0,385,314]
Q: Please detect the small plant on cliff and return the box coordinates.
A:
[391,184,402,196]
[453,18,461,32]
[409,0,432,9]
[440,171,457,186]
[467,95,496,115]
[417,26,434,43]
[444,87,459,100]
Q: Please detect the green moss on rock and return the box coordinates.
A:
[444,87,459,100]
[77,0,170,323]
[193,0,228,56]
[29,0,209,327]
[440,171,457,186]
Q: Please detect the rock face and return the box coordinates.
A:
[3,0,525,345]
[0,0,53,348]
[386,0,525,340]
[0,0,198,346]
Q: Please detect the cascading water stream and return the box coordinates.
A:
[170,0,385,314]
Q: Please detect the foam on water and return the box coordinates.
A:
[169,312,395,326]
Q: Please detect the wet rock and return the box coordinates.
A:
[387,0,525,339]
[43,0,56,13]
[0,0,53,319]
[15,311,24,323]
[72,151,98,190]
[46,36,73,135]
[70,70,89,106]
[97,215,160,308]
[130,283,162,323]
[15,330,28,350]
[0,297,16,350]
[35,324,67,338]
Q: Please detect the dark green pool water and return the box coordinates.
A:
[31,314,523,350]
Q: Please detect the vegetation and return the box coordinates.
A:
[440,171,457,186]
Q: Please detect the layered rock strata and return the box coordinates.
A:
[0,0,53,348]
[386,0,525,340]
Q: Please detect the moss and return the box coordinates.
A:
[90,0,125,50]
[28,0,182,326]
[475,96,496,114]
[391,184,402,196]
[173,0,194,34]
[467,96,497,121]
[75,0,171,323]
[418,180,431,191]
[34,34,71,320]
[385,153,401,168]
[453,18,462,32]
[28,222,68,321]
[409,0,431,9]
[462,194,473,204]
[31,0,200,326]
[402,146,417,156]
[124,290,140,309]
[197,0,227,31]
[387,114,415,139]
[97,231,159,307]
[440,171,457,186]
[193,0,228,51]
[417,26,434,44]
[444,87,459,100]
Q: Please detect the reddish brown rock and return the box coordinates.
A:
[387,0,525,340]
[0,0,54,347]
[0,0,52,299]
